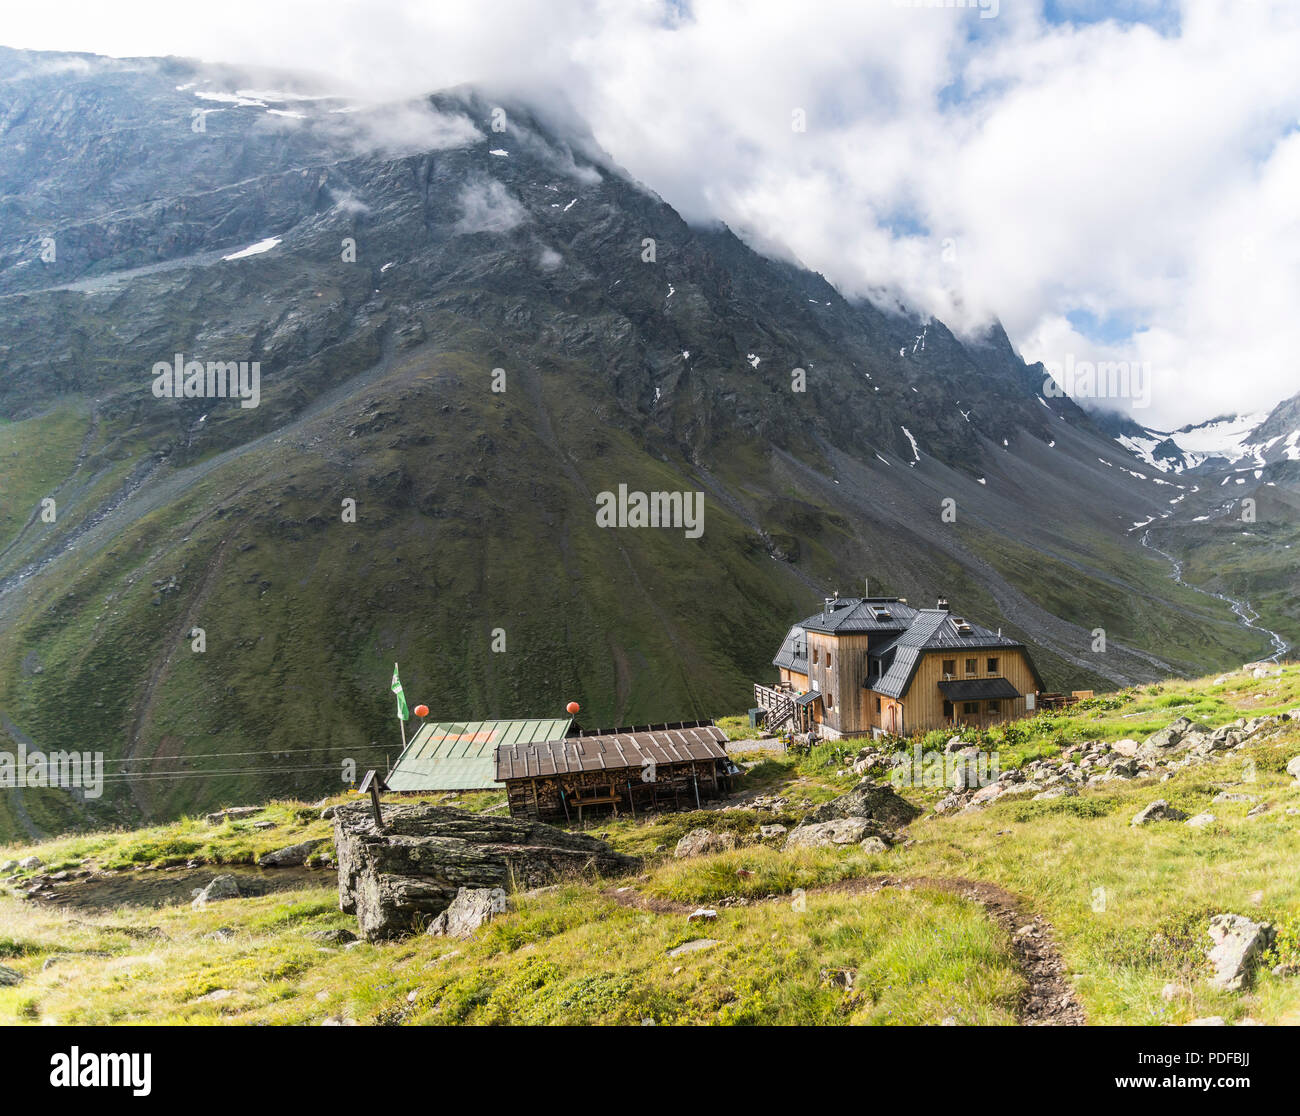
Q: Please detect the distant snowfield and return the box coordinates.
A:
[1115,411,1276,473]
[223,238,281,261]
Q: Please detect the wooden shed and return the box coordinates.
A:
[494,721,735,822]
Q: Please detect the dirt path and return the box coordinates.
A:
[605,873,1086,1026]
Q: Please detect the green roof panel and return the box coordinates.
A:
[386,717,573,791]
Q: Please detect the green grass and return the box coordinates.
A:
[0,877,1020,1026]
[3,661,1299,1025]
[0,399,91,551]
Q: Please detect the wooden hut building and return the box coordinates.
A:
[495,721,735,822]
[756,594,1045,739]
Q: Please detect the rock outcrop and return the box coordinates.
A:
[783,817,890,850]
[257,839,325,867]
[674,828,737,858]
[800,780,922,829]
[783,779,918,849]
[206,807,264,826]
[190,874,241,909]
[333,802,639,941]
[427,887,509,940]
[1206,914,1274,991]
[1131,799,1188,825]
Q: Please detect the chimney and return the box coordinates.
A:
[937,596,950,611]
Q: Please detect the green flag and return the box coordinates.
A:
[391,663,409,721]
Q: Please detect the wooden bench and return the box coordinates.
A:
[568,785,620,823]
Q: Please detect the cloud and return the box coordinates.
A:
[333,100,482,157]
[4,0,1300,424]
[454,177,528,234]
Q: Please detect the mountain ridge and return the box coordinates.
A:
[0,47,1290,838]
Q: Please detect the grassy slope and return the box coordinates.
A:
[3,329,1288,842]
[2,663,1299,1026]
[0,401,91,551]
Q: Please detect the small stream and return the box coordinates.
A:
[1139,522,1288,663]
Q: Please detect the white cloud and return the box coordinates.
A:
[4,0,1300,425]
[454,177,528,234]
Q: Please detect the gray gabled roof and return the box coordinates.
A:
[868,610,1045,697]
[772,623,809,673]
[774,598,1046,701]
[799,597,918,634]
[870,610,949,698]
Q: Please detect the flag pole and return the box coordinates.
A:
[391,661,410,751]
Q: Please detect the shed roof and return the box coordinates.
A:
[938,677,1022,702]
[387,717,573,791]
[495,724,728,781]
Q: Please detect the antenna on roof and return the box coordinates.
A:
[864,577,869,598]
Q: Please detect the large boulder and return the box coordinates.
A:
[206,807,263,825]
[1137,717,1207,761]
[800,780,921,829]
[1286,755,1300,783]
[1206,914,1274,991]
[257,839,325,868]
[427,887,509,940]
[191,874,241,909]
[0,964,22,986]
[333,802,639,941]
[673,828,737,858]
[1131,799,1188,826]
[783,817,889,851]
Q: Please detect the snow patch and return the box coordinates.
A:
[223,237,281,261]
[900,426,920,464]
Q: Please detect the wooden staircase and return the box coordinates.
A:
[754,683,796,731]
